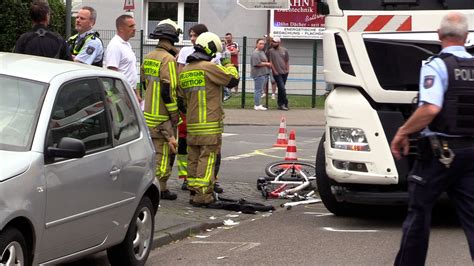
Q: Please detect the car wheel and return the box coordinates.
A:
[0,227,29,266]
[316,134,356,216]
[107,196,155,266]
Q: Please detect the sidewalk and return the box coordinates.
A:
[224,108,325,126]
[152,108,325,249]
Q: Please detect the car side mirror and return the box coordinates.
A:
[47,137,86,159]
[317,1,330,15]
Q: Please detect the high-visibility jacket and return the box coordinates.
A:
[179,58,239,145]
[141,40,179,138]
[67,31,103,67]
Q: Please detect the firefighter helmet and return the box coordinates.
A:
[194,32,222,58]
[149,18,181,42]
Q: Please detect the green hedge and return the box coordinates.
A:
[0,0,67,52]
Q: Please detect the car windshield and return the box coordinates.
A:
[0,75,47,151]
[338,0,474,10]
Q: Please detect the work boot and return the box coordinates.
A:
[160,190,177,200]
[214,182,224,194]
[181,180,189,191]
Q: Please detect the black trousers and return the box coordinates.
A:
[274,73,288,107]
[395,147,474,265]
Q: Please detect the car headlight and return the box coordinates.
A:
[330,127,370,151]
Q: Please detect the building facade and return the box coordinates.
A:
[79,0,325,95]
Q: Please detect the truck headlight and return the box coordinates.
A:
[330,127,370,152]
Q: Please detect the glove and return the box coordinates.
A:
[220,57,231,66]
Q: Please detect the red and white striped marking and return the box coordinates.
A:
[347,15,412,32]
[284,130,298,161]
[273,116,288,147]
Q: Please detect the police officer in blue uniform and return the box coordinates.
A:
[391,12,474,265]
[14,1,71,60]
[67,6,103,66]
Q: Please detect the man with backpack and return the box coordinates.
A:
[14,1,71,61]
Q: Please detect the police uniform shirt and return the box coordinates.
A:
[419,45,472,136]
[420,46,472,107]
[74,30,103,65]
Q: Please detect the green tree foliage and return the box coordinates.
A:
[0,0,67,52]
[0,0,30,52]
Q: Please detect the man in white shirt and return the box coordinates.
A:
[105,14,140,102]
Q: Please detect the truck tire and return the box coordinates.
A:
[316,134,357,216]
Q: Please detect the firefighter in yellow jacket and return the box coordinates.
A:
[178,32,240,206]
[141,19,181,200]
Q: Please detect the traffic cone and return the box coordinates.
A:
[284,130,298,160]
[273,116,288,147]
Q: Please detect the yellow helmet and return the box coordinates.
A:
[195,32,222,58]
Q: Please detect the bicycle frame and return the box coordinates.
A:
[263,162,316,199]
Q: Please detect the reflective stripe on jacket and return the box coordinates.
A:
[179,61,239,145]
[141,42,179,130]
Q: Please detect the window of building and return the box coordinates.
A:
[146,0,199,43]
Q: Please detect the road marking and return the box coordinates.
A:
[222,148,280,161]
[223,148,314,161]
[304,212,333,217]
[223,133,237,137]
[323,227,379,233]
[191,241,261,252]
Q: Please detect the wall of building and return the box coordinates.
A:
[81,0,144,31]
[199,0,268,39]
[79,0,325,94]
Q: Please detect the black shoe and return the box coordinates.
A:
[278,105,289,111]
[181,180,189,191]
[214,182,224,194]
[160,190,177,200]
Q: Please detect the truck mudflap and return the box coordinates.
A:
[332,185,408,205]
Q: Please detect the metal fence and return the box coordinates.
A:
[98,30,326,108]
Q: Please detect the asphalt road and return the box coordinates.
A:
[148,199,471,265]
[63,125,472,265]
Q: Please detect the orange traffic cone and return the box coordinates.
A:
[273,116,288,147]
[284,130,298,160]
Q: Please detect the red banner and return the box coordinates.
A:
[272,0,325,39]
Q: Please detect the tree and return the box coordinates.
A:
[0,0,67,52]
[0,0,30,52]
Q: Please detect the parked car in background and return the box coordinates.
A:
[0,52,159,265]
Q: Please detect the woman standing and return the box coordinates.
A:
[250,38,272,110]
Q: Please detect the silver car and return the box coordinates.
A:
[0,53,159,265]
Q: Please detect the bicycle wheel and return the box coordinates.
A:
[265,160,316,179]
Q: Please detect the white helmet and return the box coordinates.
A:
[149,18,182,43]
[194,32,222,58]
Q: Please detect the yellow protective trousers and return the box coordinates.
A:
[187,144,220,203]
[152,137,173,191]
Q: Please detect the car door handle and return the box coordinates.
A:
[110,168,121,181]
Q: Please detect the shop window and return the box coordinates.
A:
[146,0,199,42]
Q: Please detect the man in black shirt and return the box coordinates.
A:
[14,1,71,60]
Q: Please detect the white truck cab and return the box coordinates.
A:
[315,0,474,215]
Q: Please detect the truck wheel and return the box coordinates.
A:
[316,134,356,216]
[0,227,29,266]
[107,196,155,266]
